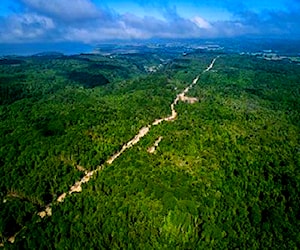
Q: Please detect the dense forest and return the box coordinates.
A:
[0,50,299,249]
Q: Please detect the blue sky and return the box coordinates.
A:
[0,0,299,44]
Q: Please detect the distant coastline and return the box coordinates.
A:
[0,42,93,56]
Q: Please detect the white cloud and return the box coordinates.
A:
[192,16,212,29]
[20,13,55,29]
[21,0,100,21]
[1,0,300,43]
[0,13,56,42]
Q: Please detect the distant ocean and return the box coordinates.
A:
[0,42,94,56]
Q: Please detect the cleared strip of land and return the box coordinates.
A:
[48,57,218,209]
[3,57,218,247]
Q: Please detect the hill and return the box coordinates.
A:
[0,46,299,249]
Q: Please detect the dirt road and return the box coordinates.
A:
[42,57,219,211]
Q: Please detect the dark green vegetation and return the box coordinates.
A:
[0,50,299,249]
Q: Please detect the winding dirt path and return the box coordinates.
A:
[3,57,218,247]
[38,57,218,216]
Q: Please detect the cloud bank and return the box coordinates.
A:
[0,0,299,44]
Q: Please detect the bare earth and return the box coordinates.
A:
[147,136,163,154]
[36,57,218,216]
[3,57,218,247]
